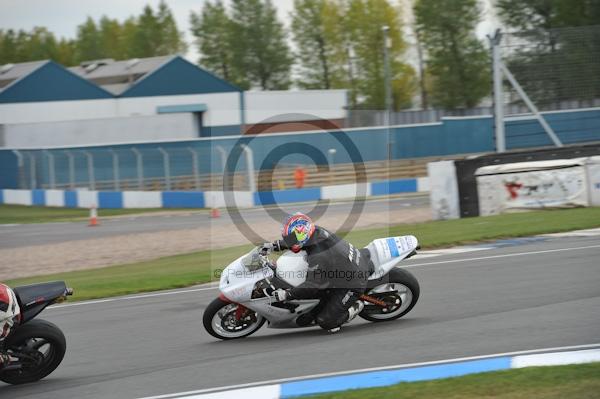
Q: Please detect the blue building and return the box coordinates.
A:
[0,60,113,103]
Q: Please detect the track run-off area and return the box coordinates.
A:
[1,231,599,399]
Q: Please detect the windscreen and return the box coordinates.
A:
[241,248,264,272]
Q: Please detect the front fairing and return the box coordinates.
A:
[219,252,273,303]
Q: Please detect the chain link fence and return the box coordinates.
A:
[501,25,600,113]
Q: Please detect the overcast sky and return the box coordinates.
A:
[0,0,499,64]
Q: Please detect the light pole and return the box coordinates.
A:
[488,29,505,153]
[382,25,394,168]
[382,25,392,129]
[328,148,337,184]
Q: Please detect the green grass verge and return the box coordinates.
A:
[0,204,201,224]
[342,206,600,249]
[6,244,253,301]
[6,207,600,301]
[306,362,600,399]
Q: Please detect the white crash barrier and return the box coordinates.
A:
[2,189,32,205]
[122,191,162,208]
[586,156,600,206]
[321,183,371,200]
[428,160,460,220]
[77,190,99,208]
[204,191,254,208]
[45,189,65,207]
[475,158,592,216]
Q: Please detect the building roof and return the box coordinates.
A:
[0,60,48,91]
[69,55,241,96]
[0,55,241,103]
[69,56,174,95]
[0,60,114,103]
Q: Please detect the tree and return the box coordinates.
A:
[1,1,187,66]
[130,1,187,57]
[497,0,600,107]
[291,0,341,89]
[414,0,489,109]
[190,1,236,82]
[230,0,293,90]
[156,0,187,55]
[345,0,416,110]
[131,5,161,58]
[0,30,18,64]
[75,17,103,61]
[0,27,76,66]
[497,0,600,32]
[98,16,124,60]
[55,38,77,66]
[120,17,139,59]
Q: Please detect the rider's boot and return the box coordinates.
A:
[346,300,364,323]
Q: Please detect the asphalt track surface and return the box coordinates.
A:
[1,233,599,398]
[0,195,428,249]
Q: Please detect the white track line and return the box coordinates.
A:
[405,244,600,268]
[137,343,600,399]
[49,244,600,309]
[49,285,218,309]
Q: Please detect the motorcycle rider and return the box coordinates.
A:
[267,213,373,333]
[0,283,20,367]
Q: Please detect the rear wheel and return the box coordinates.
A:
[0,319,66,385]
[203,298,266,340]
[359,267,420,322]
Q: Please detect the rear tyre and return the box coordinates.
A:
[359,267,420,322]
[0,319,66,385]
[203,298,266,340]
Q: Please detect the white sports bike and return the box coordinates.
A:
[203,236,421,340]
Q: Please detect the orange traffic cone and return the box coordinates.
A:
[210,207,220,218]
[88,205,99,227]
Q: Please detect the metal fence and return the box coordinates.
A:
[347,25,600,129]
[11,146,254,192]
[501,25,600,113]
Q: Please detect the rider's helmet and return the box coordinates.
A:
[281,212,315,252]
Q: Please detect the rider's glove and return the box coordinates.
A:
[272,240,283,252]
[260,242,274,255]
[0,352,15,366]
[272,289,289,302]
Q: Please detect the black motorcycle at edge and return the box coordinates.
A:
[0,281,73,385]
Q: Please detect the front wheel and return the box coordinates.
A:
[203,298,266,340]
[359,267,420,322]
[0,319,67,385]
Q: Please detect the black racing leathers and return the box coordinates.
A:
[274,226,372,300]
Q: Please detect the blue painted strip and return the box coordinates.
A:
[31,189,45,206]
[0,190,4,204]
[157,103,207,113]
[98,191,123,209]
[387,238,399,257]
[254,188,321,206]
[280,357,512,398]
[64,191,77,208]
[161,191,205,208]
[371,179,417,196]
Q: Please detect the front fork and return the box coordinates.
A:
[219,293,251,321]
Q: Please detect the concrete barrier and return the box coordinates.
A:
[0,177,429,209]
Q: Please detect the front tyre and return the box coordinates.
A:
[0,319,66,385]
[203,298,266,340]
[359,267,420,322]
